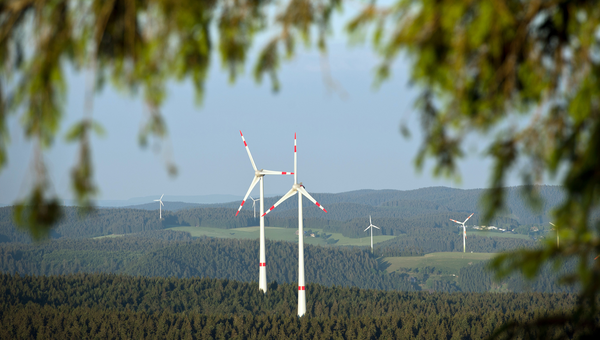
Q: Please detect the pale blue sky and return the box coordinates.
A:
[0,6,533,204]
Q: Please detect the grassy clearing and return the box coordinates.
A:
[383,252,496,274]
[468,231,530,240]
[166,226,396,247]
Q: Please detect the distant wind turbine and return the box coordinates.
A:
[364,216,380,253]
[236,131,293,294]
[250,196,260,218]
[450,213,474,253]
[262,133,327,317]
[154,194,164,219]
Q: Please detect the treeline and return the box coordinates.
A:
[1,273,594,339]
[0,236,418,291]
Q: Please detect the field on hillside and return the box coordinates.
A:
[383,252,495,274]
[468,231,530,239]
[166,226,397,246]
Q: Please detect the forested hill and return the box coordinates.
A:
[0,236,418,291]
[125,186,563,226]
[0,234,571,294]
[0,185,564,243]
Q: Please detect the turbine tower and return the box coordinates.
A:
[364,216,380,253]
[235,131,293,293]
[549,222,559,247]
[262,133,327,317]
[450,213,474,253]
[250,196,260,218]
[154,194,164,219]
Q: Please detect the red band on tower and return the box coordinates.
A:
[298,286,305,291]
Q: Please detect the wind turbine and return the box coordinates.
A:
[250,196,260,218]
[262,133,327,317]
[549,222,559,247]
[364,216,380,253]
[450,213,474,253]
[154,194,164,219]
[236,131,293,294]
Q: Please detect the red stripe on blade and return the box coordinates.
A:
[269,206,274,211]
[241,201,245,206]
[316,202,320,207]
[323,209,328,213]
[244,141,247,146]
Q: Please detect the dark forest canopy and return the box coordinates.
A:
[0,272,595,339]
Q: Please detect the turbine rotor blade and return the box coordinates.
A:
[160,201,164,206]
[262,187,297,217]
[297,186,327,213]
[463,213,474,223]
[372,225,380,229]
[240,130,258,171]
[449,219,462,225]
[549,222,556,227]
[160,194,164,200]
[260,170,295,175]
[364,226,370,232]
[236,176,260,216]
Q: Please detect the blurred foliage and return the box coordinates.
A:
[347,0,600,337]
[1,0,600,335]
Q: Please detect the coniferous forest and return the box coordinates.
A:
[1,273,594,340]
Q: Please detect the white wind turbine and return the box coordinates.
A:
[364,216,380,253]
[450,213,474,253]
[262,133,327,317]
[236,131,294,294]
[250,196,260,218]
[154,194,164,219]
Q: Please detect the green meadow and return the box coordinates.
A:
[383,252,496,274]
[166,226,396,246]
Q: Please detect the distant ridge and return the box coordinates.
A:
[62,194,244,207]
